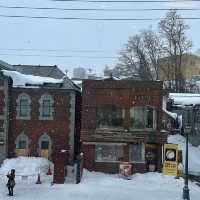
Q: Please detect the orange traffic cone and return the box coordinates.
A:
[36,173,42,184]
[47,165,52,176]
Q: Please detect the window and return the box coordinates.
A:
[39,94,54,120]
[130,106,155,129]
[96,105,124,129]
[129,144,145,163]
[95,144,124,162]
[16,94,31,119]
[15,133,29,156]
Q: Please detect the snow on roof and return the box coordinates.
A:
[2,69,62,87]
[169,93,200,106]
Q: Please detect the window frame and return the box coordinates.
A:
[129,143,145,163]
[95,143,124,163]
[129,106,156,130]
[96,104,125,130]
[39,94,54,120]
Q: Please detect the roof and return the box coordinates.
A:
[2,69,80,92]
[12,65,65,79]
[0,60,13,70]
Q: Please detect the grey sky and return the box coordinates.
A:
[0,0,200,76]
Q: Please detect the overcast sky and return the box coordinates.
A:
[0,0,200,76]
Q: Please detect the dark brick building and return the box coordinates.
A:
[81,79,167,174]
[0,65,81,183]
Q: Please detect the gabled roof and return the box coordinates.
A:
[12,64,65,79]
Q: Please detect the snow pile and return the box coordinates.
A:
[2,70,62,87]
[0,157,53,176]
[168,134,200,175]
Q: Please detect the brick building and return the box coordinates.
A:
[81,79,167,174]
[0,65,81,183]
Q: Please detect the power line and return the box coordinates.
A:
[1,14,200,21]
[0,48,107,53]
[51,0,200,3]
[1,5,200,12]
[0,53,117,59]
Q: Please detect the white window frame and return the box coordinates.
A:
[39,94,54,120]
[129,143,145,163]
[16,93,31,120]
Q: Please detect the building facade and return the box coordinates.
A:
[81,79,167,174]
[0,67,81,183]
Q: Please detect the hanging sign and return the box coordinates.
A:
[163,143,178,176]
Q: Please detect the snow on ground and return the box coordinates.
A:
[168,134,200,176]
[0,157,53,179]
[0,157,200,200]
[2,70,62,87]
[0,168,200,200]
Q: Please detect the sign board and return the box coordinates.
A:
[163,144,178,176]
[119,162,132,180]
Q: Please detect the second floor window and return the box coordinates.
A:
[130,106,154,129]
[16,93,31,119]
[39,95,54,120]
[96,105,124,129]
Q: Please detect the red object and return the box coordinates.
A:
[36,173,42,184]
[47,165,52,176]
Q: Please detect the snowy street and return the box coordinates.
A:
[0,170,200,200]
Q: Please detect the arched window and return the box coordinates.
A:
[39,94,54,120]
[38,133,52,160]
[16,93,31,119]
[15,133,29,156]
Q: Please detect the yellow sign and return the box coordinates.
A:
[163,144,178,176]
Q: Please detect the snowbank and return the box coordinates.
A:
[0,157,53,176]
[2,70,62,87]
[168,134,200,175]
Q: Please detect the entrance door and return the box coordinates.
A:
[41,141,49,159]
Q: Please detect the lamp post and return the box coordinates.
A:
[182,106,191,200]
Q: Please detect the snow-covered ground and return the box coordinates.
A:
[0,156,200,200]
[168,134,200,176]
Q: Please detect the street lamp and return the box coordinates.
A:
[182,105,192,200]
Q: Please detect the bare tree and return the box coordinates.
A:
[159,10,192,92]
[115,29,162,80]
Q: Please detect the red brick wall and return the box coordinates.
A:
[8,88,70,161]
[82,143,164,174]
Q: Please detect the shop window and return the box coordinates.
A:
[129,144,145,163]
[96,105,124,129]
[95,144,124,162]
[16,93,31,120]
[39,94,54,120]
[130,106,155,129]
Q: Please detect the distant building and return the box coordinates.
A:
[158,54,200,81]
[73,67,86,80]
